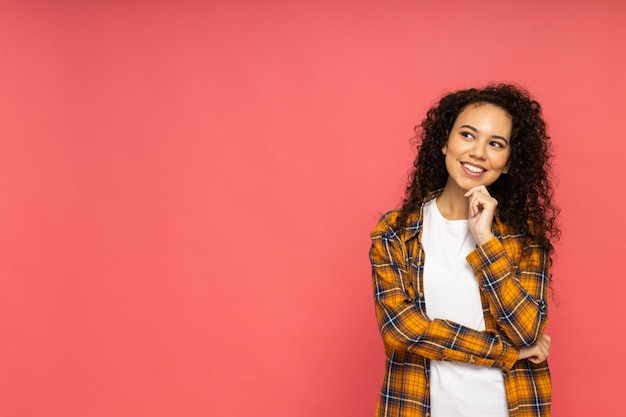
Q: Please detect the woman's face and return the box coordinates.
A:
[442,102,512,193]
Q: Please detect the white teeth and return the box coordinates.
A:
[463,163,485,173]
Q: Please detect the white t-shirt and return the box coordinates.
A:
[422,199,508,417]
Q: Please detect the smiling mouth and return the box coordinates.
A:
[462,163,486,174]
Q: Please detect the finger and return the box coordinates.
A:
[464,185,490,197]
[464,186,481,198]
[468,198,478,217]
[468,194,495,216]
[468,190,494,205]
[529,351,548,364]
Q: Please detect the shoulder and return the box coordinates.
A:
[370,210,401,238]
[370,209,420,240]
[493,216,517,236]
[494,217,545,260]
[494,216,542,242]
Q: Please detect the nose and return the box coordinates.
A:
[469,140,487,160]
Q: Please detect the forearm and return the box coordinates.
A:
[374,292,519,370]
[466,236,549,347]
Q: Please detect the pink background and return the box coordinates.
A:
[1,1,624,416]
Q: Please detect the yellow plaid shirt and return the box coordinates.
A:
[370,200,551,417]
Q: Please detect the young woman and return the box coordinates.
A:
[369,84,559,417]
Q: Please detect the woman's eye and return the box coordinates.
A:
[461,132,474,139]
[490,141,504,148]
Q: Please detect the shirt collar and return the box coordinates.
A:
[402,188,503,242]
[403,189,443,242]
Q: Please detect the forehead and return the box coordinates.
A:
[454,102,513,131]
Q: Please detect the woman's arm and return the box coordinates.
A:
[464,185,550,348]
[370,214,519,371]
[466,235,550,348]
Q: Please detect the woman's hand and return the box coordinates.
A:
[464,186,498,245]
[518,333,551,364]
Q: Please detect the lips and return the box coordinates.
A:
[462,162,486,174]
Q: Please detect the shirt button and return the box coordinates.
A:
[418,291,424,297]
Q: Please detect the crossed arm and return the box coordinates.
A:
[370,214,551,370]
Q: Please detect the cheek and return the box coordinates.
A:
[502,151,512,170]
[443,153,455,173]
[490,150,511,170]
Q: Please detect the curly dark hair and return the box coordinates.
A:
[399,83,560,259]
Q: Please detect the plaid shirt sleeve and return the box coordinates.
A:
[466,228,550,348]
[370,212,519,370]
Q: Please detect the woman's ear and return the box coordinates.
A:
[442,131,450,155]
[503,160,510,174]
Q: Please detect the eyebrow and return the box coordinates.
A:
[460,125,509,143]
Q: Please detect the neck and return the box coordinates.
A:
[436,185,469,220]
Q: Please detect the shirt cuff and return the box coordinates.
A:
[499,339,519,370]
